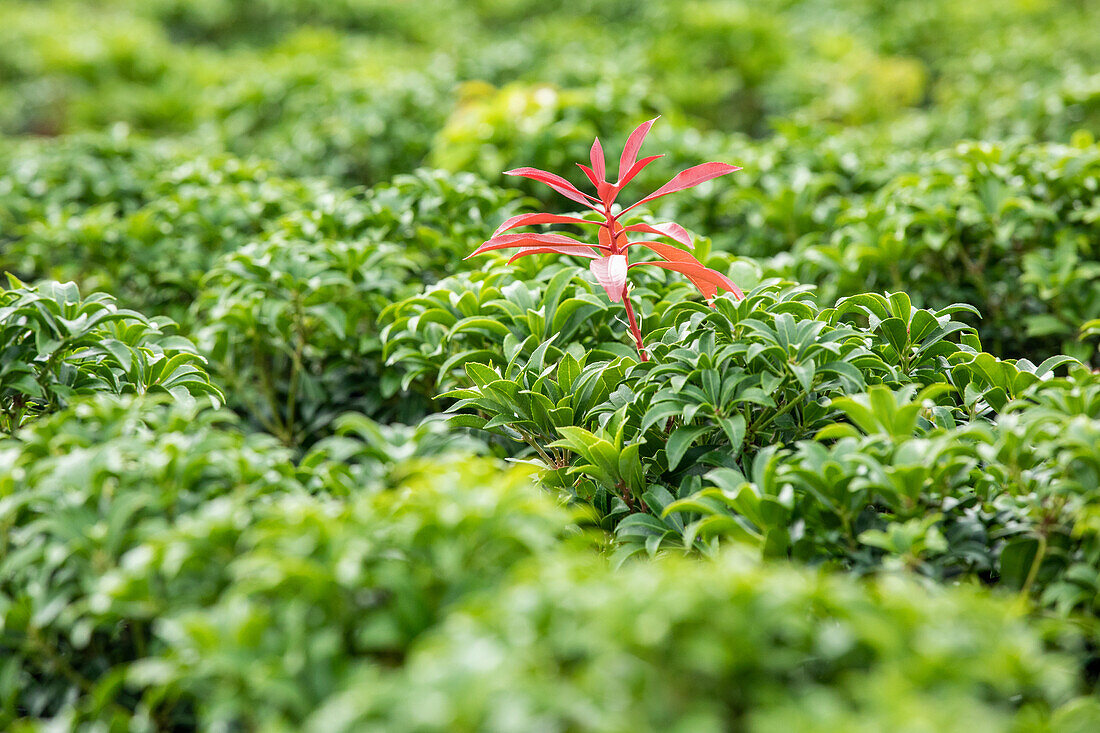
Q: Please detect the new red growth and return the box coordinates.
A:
[466,117,744,361]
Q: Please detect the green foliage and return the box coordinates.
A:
[661,366,1100,607]
[192,169,521,445]
[300,412,490,495]
[784,137,1100,363]
[195,32,455,183]
[358,168,530,283]
[114,0,476,46]
[193,237,416,445]
[6,0,1100,727]
[0,132,332,318]
[416,281,987,553]
[0,3,188,135]
[0,277,221,433]
[0,396,297,725]
[0,396,569,729]
[381,264,629,400]
[312,552,1088,732]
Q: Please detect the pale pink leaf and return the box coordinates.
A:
[590,255,628,302]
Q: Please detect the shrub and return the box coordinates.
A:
[195,30,455,184]
[658,365,1100,607]
[783,137,1100,364]
[357,168,529,283]
[116,0,475,46]
[442,286,993,552]
[0,395,569,729]
[381,264,641,401]
[0,277,221,433]
[124,458,570,730]
[465,117,745,360]
[192,236,417,445]
[177,167,523,444]
[309,551,1089,732]
[0,3,189,136]
[0,133,332,318]
[0,396,297,726]
[387,265,1000,551]
[300,412,490,495]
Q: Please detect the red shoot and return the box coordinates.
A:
[465,118,744,361]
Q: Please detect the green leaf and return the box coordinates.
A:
[717,414,746,453]
[999,537,1039,590]
[667,425,709,471]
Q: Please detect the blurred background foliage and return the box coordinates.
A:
[2,0,1098,363]
[3,0,1100,730]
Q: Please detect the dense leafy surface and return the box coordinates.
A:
[2,0,1100,730]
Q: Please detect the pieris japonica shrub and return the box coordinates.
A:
[464,117,745,361]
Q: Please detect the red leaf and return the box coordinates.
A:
[577,163,600,189]
[615,154,663,191]
[579,162,618,206]
[505,167,601,209]
[623,162,741,214]
[466,232,607,259]
[598,222,628,250]
[590,254,628,302]
[596,181,617,204]
[629,241,706,267]
[590,137,606,182]
[623,222,693,248]
[507,246,601,263]
[494,212,598,237]
[630,253,744,301]
[618,117,659,183]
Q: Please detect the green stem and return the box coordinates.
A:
[1020,533,1048,600]
[285,331,306,444]
[750,386,807,435]
[519,430,557,468]
[253,334,289,444]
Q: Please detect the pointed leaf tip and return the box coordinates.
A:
[618,117,660,183]
[624,162,740,214]
[623,222,693,248]
[504,166,601,209]
[629,245,743,301]
[467,232,604,259]
[590,137,606,183]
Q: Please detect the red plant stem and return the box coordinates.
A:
[603,207,647,361]
[621,286,648,361]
